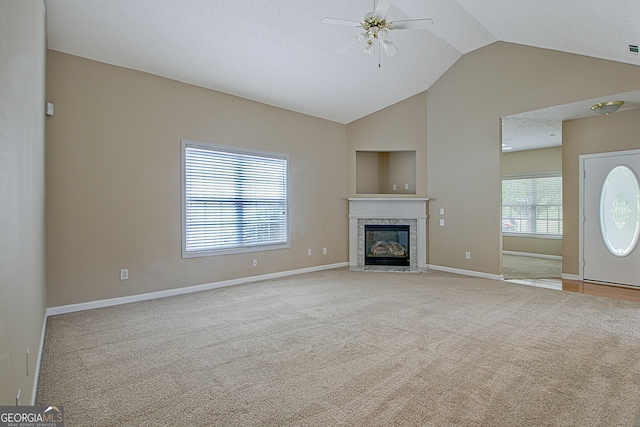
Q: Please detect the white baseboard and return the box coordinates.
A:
[428,264,504,281]
[561,273,580,281]
[46,262,349,316]
[31,310,47,405]
[503,250,562,261]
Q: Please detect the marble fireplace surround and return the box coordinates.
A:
[348,198,429,272]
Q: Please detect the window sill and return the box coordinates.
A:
[503,233,562,240]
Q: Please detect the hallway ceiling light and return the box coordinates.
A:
[590,100,624,115]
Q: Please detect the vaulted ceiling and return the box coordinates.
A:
[45,0,640,150]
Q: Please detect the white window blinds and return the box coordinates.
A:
[502,173,562,237]
[182,140,289,257]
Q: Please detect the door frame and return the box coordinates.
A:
[578,148,640,281]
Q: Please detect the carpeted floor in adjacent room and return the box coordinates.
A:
[37,269,640,426]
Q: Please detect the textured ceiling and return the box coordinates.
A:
[502,89,640,152]
[45,0,640,150]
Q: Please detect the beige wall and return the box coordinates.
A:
[501,146,563,256]
[355,150,417,194]
[0,0,47,405]
[387,151,417,194]
[46,51,348,307]
[562,108,640,275]
[426,42,640,276]
[355,151,380,194]
[503,236,562,257]
[501,146,562,176]
[347,92,428,198]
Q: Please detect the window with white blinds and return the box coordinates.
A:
[182,140,289,257]
[502,173,562,237]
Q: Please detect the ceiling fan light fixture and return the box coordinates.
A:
[381,39,395,52]
[321,2,433,59]
[590,100,624,115]
[362,15,387,32]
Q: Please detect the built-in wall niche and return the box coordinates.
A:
[356,150,416,195]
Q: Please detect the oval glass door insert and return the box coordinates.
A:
[599,165,640,257]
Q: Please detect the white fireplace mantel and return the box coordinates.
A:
[348,198,429,271]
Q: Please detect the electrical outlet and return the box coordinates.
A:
[252,259,257,267]
[307,249,312,256]
[120,269,128,280]
[439,219,445,226]
[322,247,327,255]
[404,183,409,190]
[465,252,471,259]
[392,184,397,191]
[440,208,445,215]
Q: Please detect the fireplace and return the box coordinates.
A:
[365,224,410,266]
[348,198,429,272]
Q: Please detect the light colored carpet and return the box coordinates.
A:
[502,254,562,279]
[37,269,640,426]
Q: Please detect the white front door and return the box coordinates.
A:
[582,150,640,287]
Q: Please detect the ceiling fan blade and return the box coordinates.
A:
[390,19,434,30]
[321,17,361,27]
[381,39,399,57]
[335,38,357,54]
[373,0,392,18]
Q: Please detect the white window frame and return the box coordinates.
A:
[181,139,290,258]
[502,171,563,239]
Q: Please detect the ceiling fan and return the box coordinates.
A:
[321,0,433,57]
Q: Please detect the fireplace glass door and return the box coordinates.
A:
[364,224,410,266]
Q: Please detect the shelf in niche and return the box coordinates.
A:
[356,150,416,195]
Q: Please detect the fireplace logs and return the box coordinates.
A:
[371,240,406,256]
